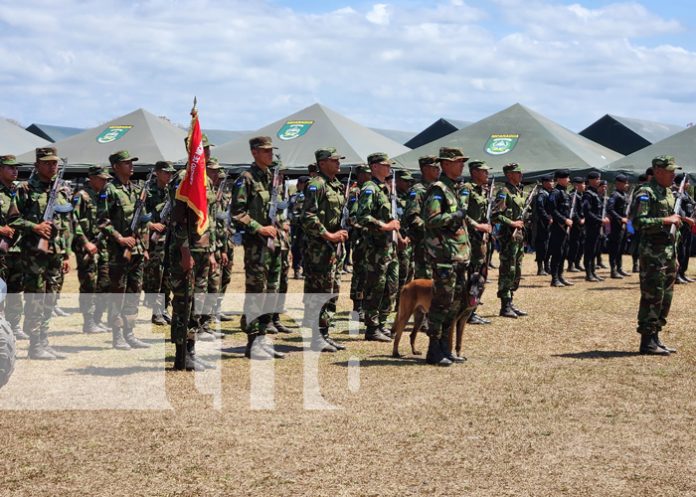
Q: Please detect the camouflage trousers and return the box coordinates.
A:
[429,261,471,340]
[0,255,24,331]
[303,239,343,330]
[349,237,367,303]
[468,231,489,273]
[108,253,144,332]
[76,249,110,319]
[242,238,282,334]
[497,234,524,299]
[168,247,211,344]
[143,242,171,301]
[396,244,413,307]
[637,243,677,335]
[22,253,63,339]
[412,239,432,279]
[362,245,398,331]
[219,245,234,294]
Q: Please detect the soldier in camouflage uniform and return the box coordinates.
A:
[404,156,440,280]
[355,153,401,342]
[632,156,684,356]
[230,136,286,359]
[72,165,112,333]
[0,155,25,340]
[461,160,494,325]
[289,176,308,279]
[102,150,152,350]
[12,147,77,359]
[347,164,371,321]
[301,148,349,352]
[394,169,414,306]
[493,163,528,319]
[422,147,472,366]
[215,168,235,322]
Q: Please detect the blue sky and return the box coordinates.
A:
[0,0,694,136]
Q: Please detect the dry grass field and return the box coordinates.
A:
[2,247,696,496]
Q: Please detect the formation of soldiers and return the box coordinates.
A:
[0,138,690,371]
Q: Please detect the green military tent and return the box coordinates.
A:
[370,127,418,145]
[394,103,623,181]
[0,118,50,155]
[17,108,188,172]
[580,114,683,156]
[213,103,409,174]
[603,124,696,178]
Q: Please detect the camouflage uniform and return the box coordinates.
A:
[0,157,23,338]
[395,174,414,301]
[72,167,111,332]
[347,177,366,310]
[355,154,399,338]
[289,181,306,277]
[212,170,235,319]
[493,168,527,312]
[404,179,433,279]
[422,147,472,365]
[632,157,680,354]
[301,163,345,340]
[12,149,79,358]
[143,170,173,316]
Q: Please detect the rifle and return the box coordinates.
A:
[390,172,398,245]
[620,186,635,239]
[600,190,609,236]
[335,166,353,259]
[82,220,111,262]
[150,196,171,244]
[37,158,67,253]
[670,174,688,239]
[566,190,578,236]
[512,183,540,239]
[266,160,282,251]
[482,175,495,244]
[123,169,155,261]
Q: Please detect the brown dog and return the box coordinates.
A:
[391,278,475,359]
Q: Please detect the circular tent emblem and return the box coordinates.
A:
[96,125,133,144]
[277,120,314,141]
[485,133,519,155]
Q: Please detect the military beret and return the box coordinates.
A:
[586,171,601,180]
[599,180,608,186]
[315,147,345,162]
[0,155,19,166]
[572,176,585,184]
[540,174,553,182]
[418,156,438,167]
[88,165,111,179]
[155,160,176,172]
[109,150,139,165]
[367,152,395,166]
[638,174,648,182]
[249,136,276,150]
[36,146,59,162]
[396,169,414,181]
[307,163,318,173]
[503,162,523,173]
[437,147,469,162]
[615,174,628,183]
[468,160,490,171]
[297,175,310,183]
[554,169,570,179]
[652,155,681,171]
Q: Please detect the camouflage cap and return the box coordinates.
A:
[109,150,139,165]
[88,165,111,179]
[155,160,176,172]
[468,159,490,171]
[503,162,523,173]
[202,133,214,148]
[396,169,414,181]
[0,155,19,166]
[206,157,222,170]
[36,146,59,162]
[437,147,469,162]
[249,136,276,150]
[356,164,371,174]
[367,152,395,166]
[418,155,439,168]
[315,147,345,162]
[652,155,681,171]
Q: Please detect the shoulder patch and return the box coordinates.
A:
[308,185,317,192]
[235,178,244,187]
[409,191,417,198]
[497,193,507,200]
[433,195,443,201]
[638,195,650,201]
[364,189,373,195]
[460,190,469,196]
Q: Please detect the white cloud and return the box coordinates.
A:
[0,0,693,135]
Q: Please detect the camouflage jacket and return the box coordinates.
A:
[144,181,169,247]
[214,180,233,253]
[230,163,278,247]
[403,180,431,243]
[396,190,410,238]
[423,175,471,263]
[288,191,305,227]
[346,183,362,230]
[102,177,150,256]
[461,181,489,227]
[72,184,109,251]
[633,179,677,245]
[12,175,78,256]
[302,171,345,242]
[356,177,394,248]
[493,181,526,236]
[0,181,20,252]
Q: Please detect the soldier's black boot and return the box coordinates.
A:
[536,262,548,276]
[272,313,292,334]
[28,335,56,360]
[499,298,518,318]
[558,275,574,286]
[82,316,103,334]
[585,268,599,282]
[322,329,346,351]
[244,333,272,360]
[173,343,186,370]
[112,326,132,350]
[184,341,205,372]
[311,329,337,353]
[510,298,528,316]
[124,323,150,349]
[93,300,110,332]
[551,275,565,287]
[40,330,65,359]
[654,332,677,353]
[365,327,391,342]
[187,339,214,369]
[425,336,452,367]
[610,265,623,279]
[261,314,278,335]
[617,261,631,277]
[440,328,465,363]
[544,261,551,274]
[639,333,670,356]
[632,261,639,273]
[567,263,579,273]
[12,327,28,340]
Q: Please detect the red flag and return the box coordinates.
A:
[176,103,209,235]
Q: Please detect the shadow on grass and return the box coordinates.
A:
[51,345,108,353]
[519,284,545,289]
[585,287,624,291]
[65,365,164,377]
[333,354,423,367]
[554,350,641,359]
